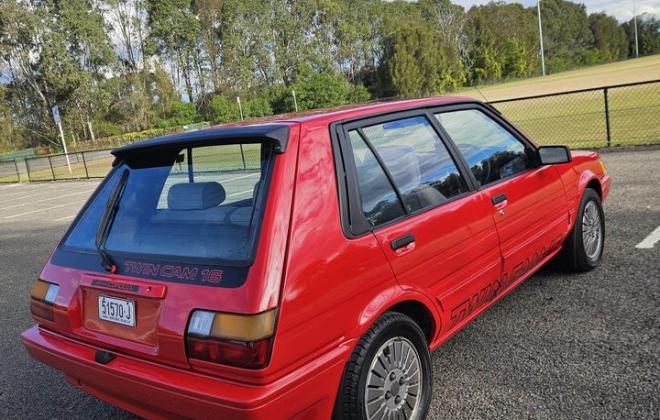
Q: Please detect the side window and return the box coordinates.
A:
[360,116,469,213]
[435,109,536,186]
[348,130,405,227]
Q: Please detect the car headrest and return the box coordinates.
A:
[377,145,420,191]
[168,182,226,210]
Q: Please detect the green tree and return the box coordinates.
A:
[589,13,627,62]
[538,0,595,71]
[0,0,117,148]
[465,2,538,82]
[622,14,660,57]
[146,0,200,101]
[380,2,466,97]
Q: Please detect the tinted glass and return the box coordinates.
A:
[361,116,468,213]
[63,143,269,262]
[435,110,535,186]
[348,130,405,227]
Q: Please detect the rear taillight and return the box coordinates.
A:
[30,280,59,321]
[186,309,277,369]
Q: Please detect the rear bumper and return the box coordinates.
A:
[22,326,347,419]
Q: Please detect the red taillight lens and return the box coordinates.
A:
[30,300,54,321]
[30,280,59,322]
[187,336,272,369]
[186,309,277,369]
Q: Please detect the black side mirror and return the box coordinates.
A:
[538,146,571,165]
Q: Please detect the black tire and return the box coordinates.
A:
[562,188,605,272]
[333,312,432,420]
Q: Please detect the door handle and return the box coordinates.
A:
[491,193,508,205]
[390,234,415,251]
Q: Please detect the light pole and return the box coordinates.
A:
[236,96,244,120]
[633,0,639,57]
[292,90,299,112]
[537,0,546,76]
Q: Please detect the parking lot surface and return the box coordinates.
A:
[0,147,658,419]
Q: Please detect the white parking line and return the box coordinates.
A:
[228,189,253,197]
[54,214,77,222]
[636,224,660,249]
[223,173,260,183]
[3,184,93,202]
[2,182,79,194]
[0,188,96,211]
[4,201,85,219]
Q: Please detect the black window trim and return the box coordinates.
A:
[332,107,478,238]
[330,101,544,239]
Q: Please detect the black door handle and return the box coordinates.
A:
[491,193,508,205]
[391,234,415,250]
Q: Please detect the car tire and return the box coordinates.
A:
[333,312,432,420]
[562,188,605,271]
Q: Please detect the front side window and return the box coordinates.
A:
[63,142,270,263]
[360,116,469,213]
[435,109,536,186]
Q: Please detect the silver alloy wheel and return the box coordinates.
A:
[364,336,422,420]
[582,200,603,260]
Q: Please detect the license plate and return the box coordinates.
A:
[98,295,135,327]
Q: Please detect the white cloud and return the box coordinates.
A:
[450,0,659,22]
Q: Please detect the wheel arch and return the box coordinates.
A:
[586,178,602,198]
[386,300,436,344]
[351,287,441,349]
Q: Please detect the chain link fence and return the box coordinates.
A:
[489,79,660,148]
[23,150,115,182]
[11,145,261,183]
[0,160,21,183]
[1,79,659,183]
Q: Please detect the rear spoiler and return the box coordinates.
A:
[111,124,291,164]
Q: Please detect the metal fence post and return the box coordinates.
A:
[25,159,32,182]
[604,87,612,147]
[239,144,246,169]
[13,159,20,182]
[81,152,89,179]
[48,156,55,180]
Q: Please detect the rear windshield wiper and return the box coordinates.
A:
[95,169,130,273]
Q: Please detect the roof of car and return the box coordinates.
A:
[276,95,476,122]
[112,96,476,157]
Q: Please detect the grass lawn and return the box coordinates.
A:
[456,55,660,101]
[453,55,660,149]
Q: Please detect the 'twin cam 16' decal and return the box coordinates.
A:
[123,261,224,284]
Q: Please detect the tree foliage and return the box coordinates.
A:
[622,14,660,57]
[0,0,657,153]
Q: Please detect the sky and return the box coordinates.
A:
[450,0,660,22]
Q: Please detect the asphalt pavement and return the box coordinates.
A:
[0,146,658,419]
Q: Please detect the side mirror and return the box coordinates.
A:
[538,146,571,165]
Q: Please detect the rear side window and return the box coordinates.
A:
[63,142,271,263]
[348,130,405,227]
[360,116,469,213]
[435,110,536,186]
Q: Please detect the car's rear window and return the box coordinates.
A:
[62,142,272,264]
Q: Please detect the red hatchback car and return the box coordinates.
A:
[23,97,610,420]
